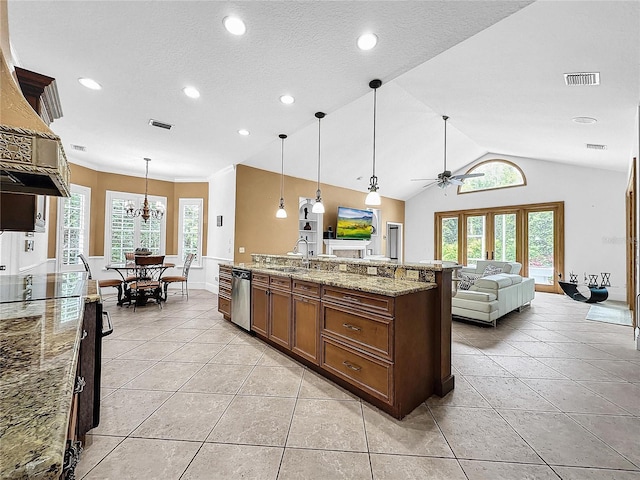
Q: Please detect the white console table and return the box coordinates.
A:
[323,239,371,257]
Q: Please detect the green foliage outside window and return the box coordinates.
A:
[459,160,525,193]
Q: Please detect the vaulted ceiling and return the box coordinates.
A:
[7,1,639,200]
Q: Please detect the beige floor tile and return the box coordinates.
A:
[585,359,640,382]
[207,394,295,446]
[117,341,185,361]
[75,435,124,479]
[83,437,199,480]
[153,327,208,343]
[179,363,253,394]
[101,339,146,359]
[122,361,204,391]
[160,342,225,363]
[467,338,527,356]
[100,359,157,389]
[363,403,453,457]
[112,325,171,341]
[459,459,559,480]
[426,375,491,408]
[536,357,621,382]
[208,343,266,365]
[488,355,568,379]
[506,341,573,358]
[546,342,618,360]
[451,340,483,355]
[287,399,367,452]
[429,406,542,463]
[100,388,116,400]
[589,343,640,360]
[181,443,282,480]
[92,389,172,436]
[522,378,629,415]
[517,329,575,342]
[257,347,303,367]
[578,381,640,415]
[191,328,238,344]
[464,376,559,411]
[569,414,640,468]
[452,354,513,377]
[369,453,467,480]
[238,365,303,397]
[132,392,233,441]
[298,369,358,400]
[499,409,637,470]
[175,316,221,329]
[553,466,640,479]
[278,448,372,480]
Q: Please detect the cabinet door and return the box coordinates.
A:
[292,294,320,365]
[269,288,291,349]
[77,302,97,440]
[251,283,269,337]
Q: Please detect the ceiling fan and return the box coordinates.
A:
[411,115,484,189]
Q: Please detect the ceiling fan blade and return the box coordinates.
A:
[411,178,438,182]
[449,178,464,186]
[451,172,484,180]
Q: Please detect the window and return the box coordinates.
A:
[105,191,166,264]
[57,184,91,271]
[458,159,526,193]
[178,198,203,266]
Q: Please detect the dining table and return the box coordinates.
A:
[105,261,176,306]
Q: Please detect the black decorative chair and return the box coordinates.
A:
[78,253,123,303]
[161,253,195,300]
[128,254,165,311]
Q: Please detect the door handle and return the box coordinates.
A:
[342,323,361,331]
[342,361,362,371]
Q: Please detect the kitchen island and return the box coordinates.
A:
[220,255,456,419]
[0,273,102,480]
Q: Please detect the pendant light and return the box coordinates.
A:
[276,134,288,219]
[312,111,326,214]
[365,79,382,206]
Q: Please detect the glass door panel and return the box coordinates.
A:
[493,213,517,262]
[466,215,486,267]
[441,217,459,262]
[527,210,554,285]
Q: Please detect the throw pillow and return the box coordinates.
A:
[457,272,482,290]
[483,265,503,277]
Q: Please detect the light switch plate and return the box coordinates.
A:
[239,247,245,253]
[407,270,419,280]
[339,264,347,272]
[367,266,377,275]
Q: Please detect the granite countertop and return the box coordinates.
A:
[0,275,94,480]
[244,264,437,296]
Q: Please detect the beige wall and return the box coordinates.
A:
[234,165,405,264]
[48,163,208,258]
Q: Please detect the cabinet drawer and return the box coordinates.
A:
[218,296,231,316]
[322,337,392,403]
[292,280,320,298]
[270,275,291,291]
[323,305,392,360]
[322,286,394,316]
[219,287,231,299]
[253,273,269,286]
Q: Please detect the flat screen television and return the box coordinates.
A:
[336,206,373,240]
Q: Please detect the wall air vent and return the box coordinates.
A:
[148,119,173,130]
[70,144,86,152]
[564,72,600,86]
[586,143,607,150]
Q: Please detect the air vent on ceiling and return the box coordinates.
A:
[148,119,173,130]
[586,143,607,150]
[564,72,600,86]
[70,144,86,152]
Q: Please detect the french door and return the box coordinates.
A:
[436,202,564,293]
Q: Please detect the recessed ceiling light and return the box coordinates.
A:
[182,86,200,99]
[280,95,295,105]
[238,129,250,136]
[223,16,246,35]
[357,33,378,51]
[78,77,101,90]
[572,116,597,124]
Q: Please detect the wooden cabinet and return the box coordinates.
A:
[0,192,47,232]
[218,265,232,319]
[251,273,269,336]
[292,279,321,365]
[250,273,292,350]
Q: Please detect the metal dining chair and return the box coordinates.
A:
[161,253,195,300]
[128,254,165,311]
[78,253,123,303]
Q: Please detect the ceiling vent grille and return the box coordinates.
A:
[70,144,86,152]
[586,143,607,150]
[148,119,173,130]
[564,72,600,86]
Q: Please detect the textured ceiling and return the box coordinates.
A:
[6,1,639,200]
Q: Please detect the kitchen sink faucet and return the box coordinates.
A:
[293,238,310,268]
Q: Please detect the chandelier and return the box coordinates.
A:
[124,158,165,222]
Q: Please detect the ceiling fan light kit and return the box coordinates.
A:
[365,79,382,206]
[312,111,326,214]
[276,134,288,219]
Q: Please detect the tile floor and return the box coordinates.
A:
[77,290,640,479]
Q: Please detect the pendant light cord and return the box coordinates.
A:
[280,136,285,199]
[144,158,150,201]
[317,116,321,191]
[443,115,448,170]
[372,87,377,178]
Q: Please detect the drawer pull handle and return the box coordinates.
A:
[342,361,362,371]
[342,323,361,331]
[74,376,86,394]
[343,295,361,303]
[81,329,88,340]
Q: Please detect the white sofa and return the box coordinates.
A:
[452,261,535,326]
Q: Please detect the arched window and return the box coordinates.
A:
[458,159,526,193]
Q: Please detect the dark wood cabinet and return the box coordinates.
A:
[291,280,321,365]
[76,301,98,441]
[251,274,269,337]
[218,265,232,319]
[0,192,46,232]
[268,276,292,349]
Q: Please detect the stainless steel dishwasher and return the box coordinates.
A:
[231,268,251,331]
